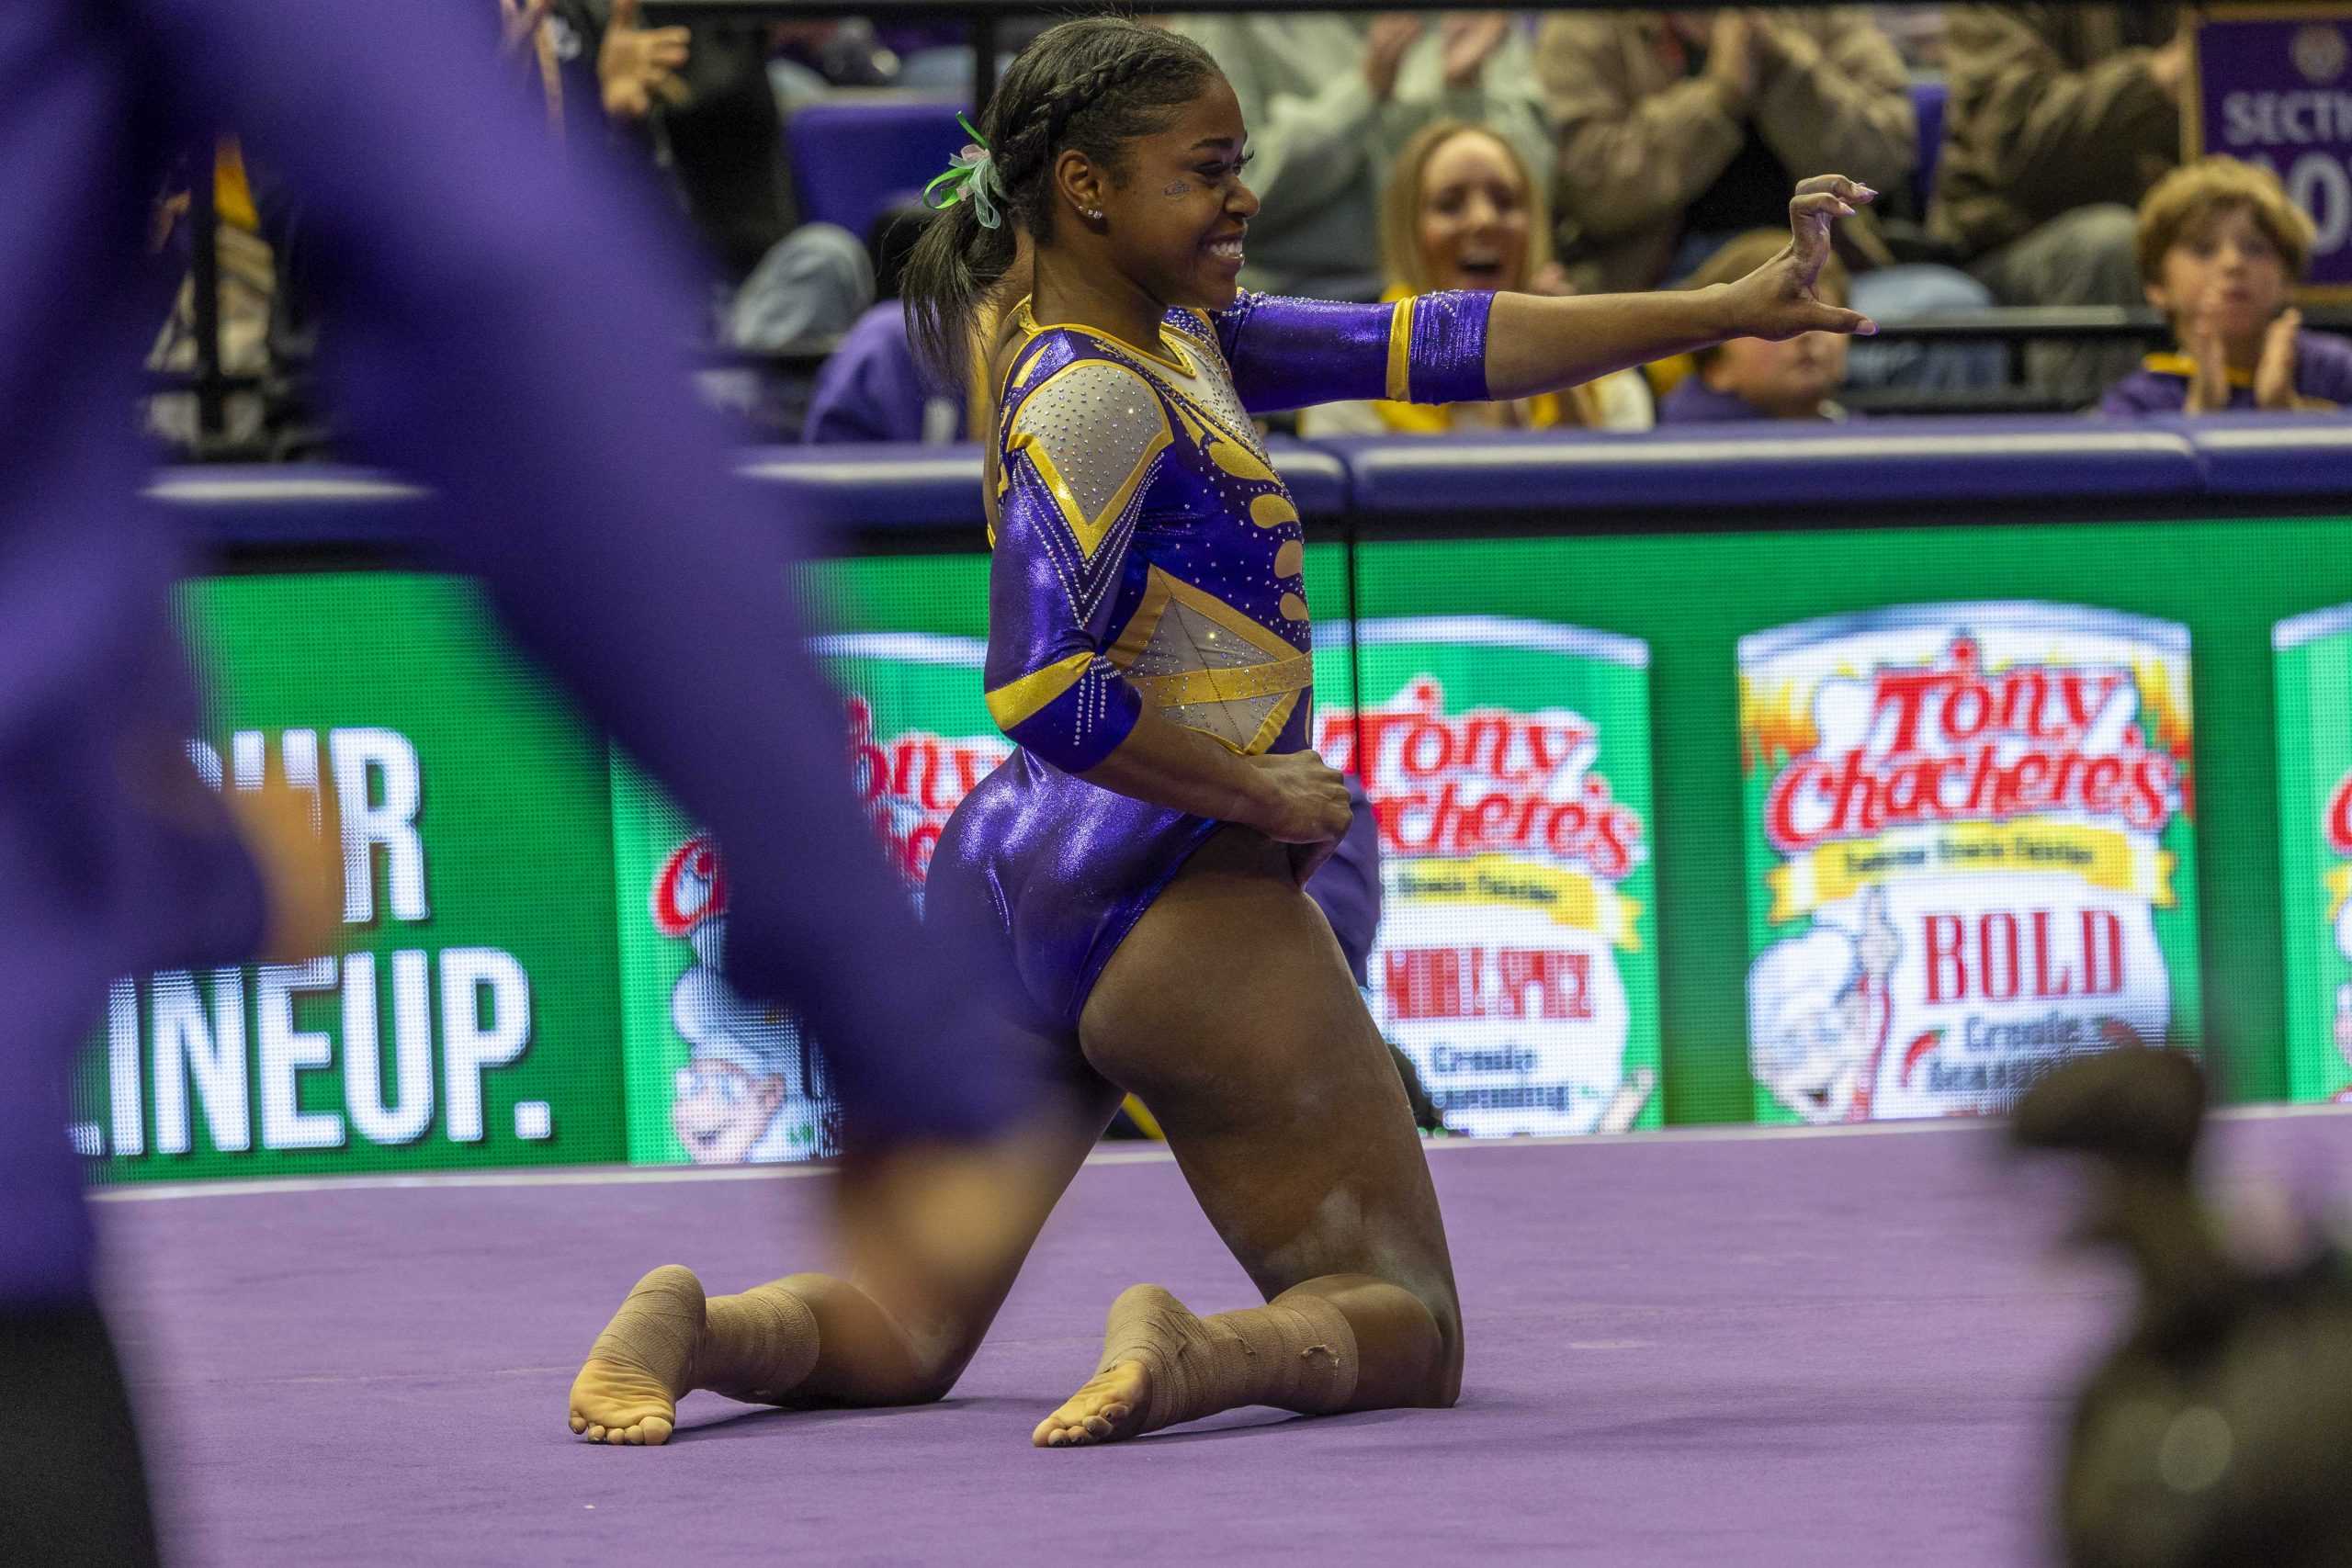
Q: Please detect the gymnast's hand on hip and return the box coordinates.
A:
[1244,750,1353,858]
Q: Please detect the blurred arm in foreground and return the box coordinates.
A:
[0,0,1046,1553]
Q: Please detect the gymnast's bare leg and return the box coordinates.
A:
[568,1039,1118,1445]
[1035,827,1461,1446]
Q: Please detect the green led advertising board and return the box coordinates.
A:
[77,573,627,1180]
[68,512,2352,1180]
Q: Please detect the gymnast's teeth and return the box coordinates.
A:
[1208,237,1244,260]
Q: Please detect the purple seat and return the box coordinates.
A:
[1912,77,1949,216]
[785,96,967,240]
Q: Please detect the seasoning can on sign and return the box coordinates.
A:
[2273,605,2352,1102]
[613,631,1012,1166]
[1738,603,2199,1123]
[1317,616,1660,1136]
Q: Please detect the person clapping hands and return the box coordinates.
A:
[2102,157,2352,417]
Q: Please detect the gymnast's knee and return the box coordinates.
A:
[890,1334,979,1407]
[770,1271,973,1406]
[1387,1276,1463,1408]
[1421,1286,1465,1408]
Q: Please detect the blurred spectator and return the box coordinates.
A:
[876,20,1052,96]
[804,209,968,444]
[1931,5,2186,402]
[1872,5,1948,71]
[1657,229,1855,422]
[1159,12,1552,299]
[2102,158,2352,418]
[541,0,870,345]
[144,139,333,461]
[1301,119,1651,435]
[768,18,904,93]
[1538,8,1911,292]
[1536,8,1996,393]
[144,141,280,454]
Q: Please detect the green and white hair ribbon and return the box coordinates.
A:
[922,112,1006,230]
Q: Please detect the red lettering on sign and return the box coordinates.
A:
[1919,908,2125,1003]
[1384,946,1596,1022]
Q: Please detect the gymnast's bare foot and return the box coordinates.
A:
[1032,1283,1198,1448]
[568,1264,706,1447]
[1033,1359,1154,1447]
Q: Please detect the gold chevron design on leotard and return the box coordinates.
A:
[1107,567,1308,756]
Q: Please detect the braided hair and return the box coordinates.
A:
[902,17,1221,388]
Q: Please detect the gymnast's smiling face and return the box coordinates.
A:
[1072,73,1259,312]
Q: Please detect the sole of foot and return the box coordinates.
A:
[567,1263,706,1447]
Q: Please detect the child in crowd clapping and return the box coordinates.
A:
[2102,157,2352,417]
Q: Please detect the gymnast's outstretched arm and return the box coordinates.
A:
[1208,175,1878,413]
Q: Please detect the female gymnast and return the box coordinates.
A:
[569,14,1877,1450]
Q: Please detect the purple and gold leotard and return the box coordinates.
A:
[927,289,1491,1032]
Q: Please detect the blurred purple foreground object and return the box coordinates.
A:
[0,0,1024,1305]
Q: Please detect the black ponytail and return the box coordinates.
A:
[902,17,1219,389]
[902,183,1023,393]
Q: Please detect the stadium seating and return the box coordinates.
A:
[784,94,969,240]
[1911,77,1948,215]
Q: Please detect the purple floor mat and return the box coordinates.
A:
[93,1111,2352,1567]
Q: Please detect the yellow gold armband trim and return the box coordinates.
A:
[1385,295,1418,401]
[985,652,1098,729]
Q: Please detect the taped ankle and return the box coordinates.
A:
[1097,1283,1360,1434]
[1246,1290,1359,1415]
[698,1281,821,1404]
[585,1265,705,1395]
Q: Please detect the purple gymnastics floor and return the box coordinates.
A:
[91,1111,2352,1567]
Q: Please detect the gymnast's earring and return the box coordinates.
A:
[1084,207,1104,222]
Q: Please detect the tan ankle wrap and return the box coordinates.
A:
[697,1282,821,1404]
[1100,1284,1360,1434]
[586,1265,706,1393]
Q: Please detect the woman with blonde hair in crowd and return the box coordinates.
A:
[1300,118,1653,435]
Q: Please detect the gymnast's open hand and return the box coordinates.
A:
[1723,175,1882,343]
[1484,175,1877,400]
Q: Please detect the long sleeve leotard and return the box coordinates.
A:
[926,289,1491,1032]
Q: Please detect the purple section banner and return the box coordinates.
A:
[2193,8,2352,293]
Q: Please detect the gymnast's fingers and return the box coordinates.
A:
[1812,304,1878,338]
[1792,173,1877,206]
[1788,189,1856,234]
